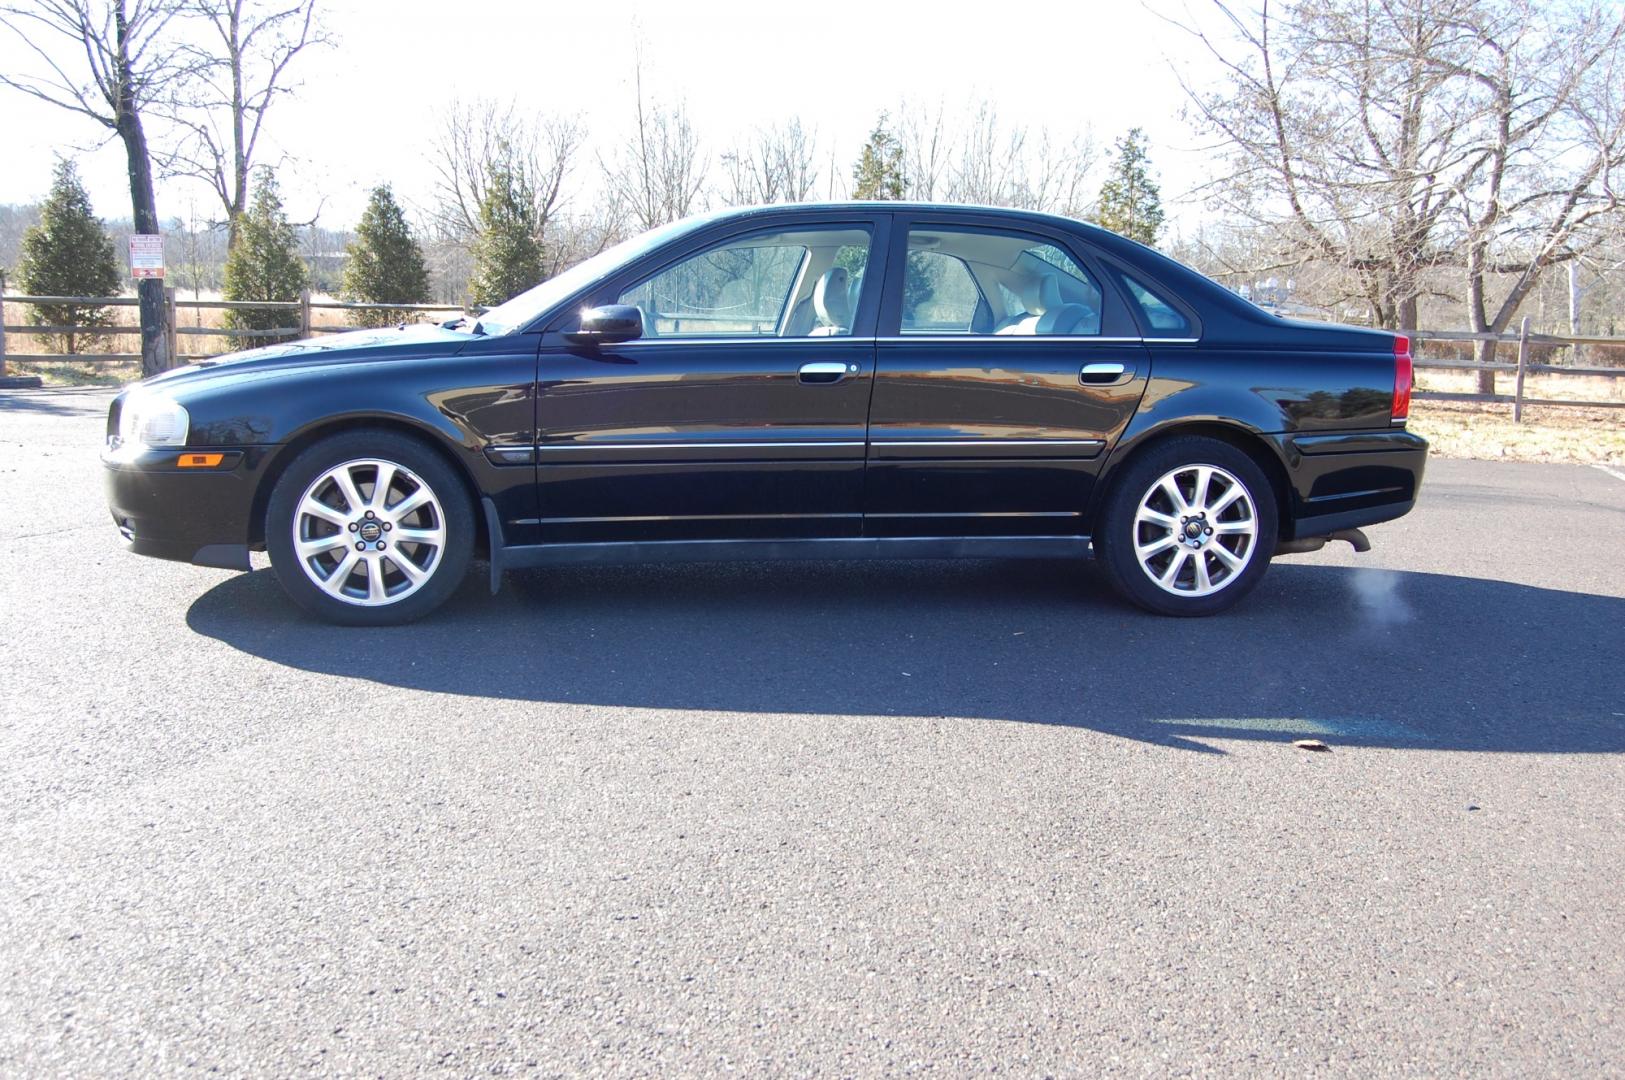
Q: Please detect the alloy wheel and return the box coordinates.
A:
[1132,464,1258,597]
[292,458,447,606]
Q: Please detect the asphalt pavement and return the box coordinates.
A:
[2,386,1623,1076]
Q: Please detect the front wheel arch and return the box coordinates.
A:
[1092,421,1292,542]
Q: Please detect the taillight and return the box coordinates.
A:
[1392,335,1413,421]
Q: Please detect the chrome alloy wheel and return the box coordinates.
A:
[292,458,447,606]
[1132,464,1258,597]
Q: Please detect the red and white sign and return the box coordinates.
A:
[129,234,165,280]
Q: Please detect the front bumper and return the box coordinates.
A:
[102,445,272,570]
[1274,429,1429,539]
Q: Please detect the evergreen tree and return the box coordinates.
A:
[850,114,935,315]
[851,114,907,200]
[342,184,430,327]
[468,156,544,306]
[1093,129,1165,246]
[224,168,307,341]
[16,160,121,354]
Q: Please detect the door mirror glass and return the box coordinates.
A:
[566,304,644,345]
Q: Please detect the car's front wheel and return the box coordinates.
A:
[265,431,474,625]
[1095,436,1277,616]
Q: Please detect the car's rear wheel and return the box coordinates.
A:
[265,431,473,625]
[1095,436,1277,616]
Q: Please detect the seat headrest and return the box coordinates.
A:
[1037,273,1064,315]
[814,267,852,330]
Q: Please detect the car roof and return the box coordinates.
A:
[717,200,1107,234]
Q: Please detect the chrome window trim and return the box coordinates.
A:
[596,334,1200,346]
[879,335,1198,344]
[881,334,1141,344]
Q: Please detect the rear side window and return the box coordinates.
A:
[900,226,1103,336]
[1120,273,1191,336]
[901,251,982,332]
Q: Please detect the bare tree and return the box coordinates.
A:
[1178,0,1625,387]
[895,97,1097,214]
[947,103,1030,206]
[719,118,820,206]
[601,63,707,231]
[541,199,631,279]
[1022,127,1098,218]
[157,0,330,245]
[429,98,582,246]
[0,0,188,374]
[1447,2,1625,378]
[897,101,951,201]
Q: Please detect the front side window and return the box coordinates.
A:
[617,226,872,338]
[900,227,1103,336]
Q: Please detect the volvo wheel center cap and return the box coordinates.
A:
[358,521,383,543]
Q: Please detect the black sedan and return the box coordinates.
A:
[104,203,1426,624]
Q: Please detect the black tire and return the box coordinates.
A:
[1094,436,1278,617]
[265,430,475,626]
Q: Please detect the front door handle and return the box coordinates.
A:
[799,361,855,384]
[1080,362,1132,385]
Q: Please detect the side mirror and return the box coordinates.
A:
[565,304,643,345]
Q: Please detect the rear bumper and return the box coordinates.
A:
[102,446,268,570]
[1274,429,1428,539]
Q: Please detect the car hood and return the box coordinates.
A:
[140,324,475,392]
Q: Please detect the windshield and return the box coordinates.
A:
[473,215,722,335]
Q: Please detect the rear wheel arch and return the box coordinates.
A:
[1094,421,1293,540]
[250,417,487,555]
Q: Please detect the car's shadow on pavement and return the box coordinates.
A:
[187,560,1625,754]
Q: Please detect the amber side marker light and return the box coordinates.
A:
[177,452,225,468]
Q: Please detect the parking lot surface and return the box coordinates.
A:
[3,387,1623,1076]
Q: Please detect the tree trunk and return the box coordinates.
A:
[1475,337,1498,396]
[1398,295,1418,332]
[115,83,172,377]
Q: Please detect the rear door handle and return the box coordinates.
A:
[1080,362,1132,385]
[799,361,855,384]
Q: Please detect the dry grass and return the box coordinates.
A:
[7,360,132,387]
[1409,367,1625,465]
[1408,399,1625,465]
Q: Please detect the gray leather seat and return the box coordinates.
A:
[808,267,853,336]
[1033,274,1092,335]
[996,275,1049,335]
[994,274,1094,336]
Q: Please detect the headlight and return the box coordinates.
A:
[118,390,190,448]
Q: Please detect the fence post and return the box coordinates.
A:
[164,286,178,367]
[0,269,8,377]
[299,289,311,339]
[1513,316,1530,423]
